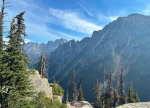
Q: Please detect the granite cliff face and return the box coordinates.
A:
[29,71,53,99]
[67,101,93,108]
[117,102,150,108]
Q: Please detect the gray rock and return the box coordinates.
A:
[117,102,150,108]
[29,71,53,99]
[67,101,93,108]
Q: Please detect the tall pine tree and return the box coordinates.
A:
[119,67,127,105]
[128,84,134,103]
[0,0,5,51]
[0,12,33,108]
[0,0,6,95]
[134,91,140,102]
[71,69,77,102]
[94,79,101,108]
[78,80,85,101]
[65,90,69,104]
[108,72,114,108]
[128,84,140,103]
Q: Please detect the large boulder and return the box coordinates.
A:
[30,71,53,99]
[67,101,93,108]
[117,102,150,108]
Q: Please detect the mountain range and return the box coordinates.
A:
[25,13,150,102]
[24,38,67,67]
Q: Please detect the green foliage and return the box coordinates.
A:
[52,80,64,96]
[128,84,140,103]
[94,79,101,108]
[78,80,85,101]
[0,12,33,108]
[128,84,134,103]
[133,91,140,102]
[22,92,67,108]
[65,90,69,104]
[58,84,64,96]
[28,68,36,75]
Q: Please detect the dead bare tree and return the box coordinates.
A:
[119,67,127,105]
[102,58,106,108]
[38,52,49,78]
[108,72,114,108]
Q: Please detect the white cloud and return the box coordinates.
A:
[109,16,118,21]
[142,5,150,15]
[25,39,31,43]
[98,13,118,22]
[49,8,102,34]
[79,3,93,16]
[5,0,82,42]
[26,22,81,42]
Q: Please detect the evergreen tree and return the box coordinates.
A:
[65,90,69,104]
[102,58,106,108]
[0,0,6,94]
[119,67,127,105]
[0,0,5,51]
[108,72,114,108]
[52,79,58,95]
[0,12,33,108]
[78,80,85,101]
[128,84,134,103]
[128,84,140,103]
[94,79,101,108]
[71,69,77,102]
[134,91,140,102]
[58,84,64,96]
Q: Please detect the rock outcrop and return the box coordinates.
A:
[30,71,53,99]
[117,102,150,108]
[67,101,93,108]
[53,95,63,103]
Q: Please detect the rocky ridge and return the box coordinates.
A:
[29,70,53,99]
[117,102,150,108]
[67,101,93,108]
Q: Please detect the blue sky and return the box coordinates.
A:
[1,0,150,43]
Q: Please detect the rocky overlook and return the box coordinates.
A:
[117,102,150,108]
[29,70,53,99]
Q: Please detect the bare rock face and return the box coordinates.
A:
[117,102,150,108]
[67,101,93,108]
[30,71,53,99]
[53,95,63,103]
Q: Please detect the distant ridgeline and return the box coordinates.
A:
[26,13,150,103]
[24,38,67,67]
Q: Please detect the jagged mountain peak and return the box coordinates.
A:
[26,13,150,102]
[25,38,67,67]
[47,13,150,102]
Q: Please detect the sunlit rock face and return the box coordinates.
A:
[29,71,53,99]
[117,102,150,108]
[67,101,93,108]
